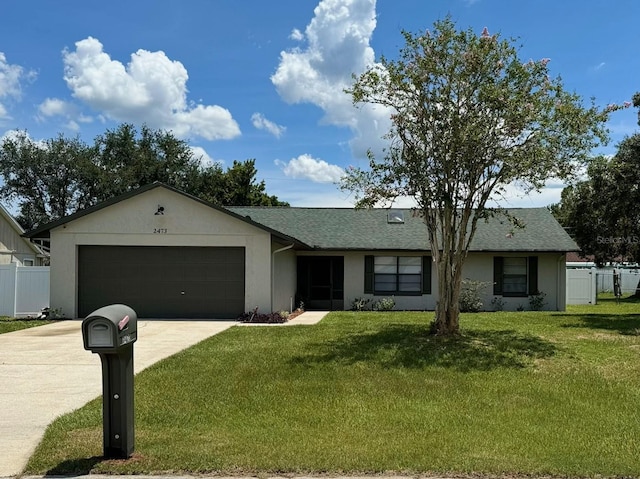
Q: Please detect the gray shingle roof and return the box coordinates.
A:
[23,183,577,253]
[227,207,578,252]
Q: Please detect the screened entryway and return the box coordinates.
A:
[296,256,344,310]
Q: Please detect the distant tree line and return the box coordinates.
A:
[0,123,287,230]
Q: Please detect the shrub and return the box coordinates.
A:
[373,297,396,311]
[351,297,372,311]
[459,279,490,312]
[237,307,288,324]
[490,296,505,311]
[529,291,546,311]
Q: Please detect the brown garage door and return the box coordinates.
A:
[78,246,245,319]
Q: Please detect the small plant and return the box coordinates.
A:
[351,297,372,311]
[517,304,525,312]
[36,307,65,319]
[490,296,505,311]
[237,307,288,324]
[529,291,547,311]
[459,279,491,312]
[373,296,395,311]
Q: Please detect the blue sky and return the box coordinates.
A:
[1,0,638,208]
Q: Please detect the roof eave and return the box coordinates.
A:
[22,183,313,248]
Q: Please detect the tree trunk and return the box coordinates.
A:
[432,251,463,335]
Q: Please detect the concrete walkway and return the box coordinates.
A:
[0,312,327,478]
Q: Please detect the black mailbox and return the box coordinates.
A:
[82,304,137,352]
[81,304,137,459]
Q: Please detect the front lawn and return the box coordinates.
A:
[0,317,55,334]
[26,298,640,477]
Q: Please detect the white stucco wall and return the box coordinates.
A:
[343,251,438,311]
[300,250,566,312]
[272,243,297,313]
[461,252,566,311]
[49,187,273,318]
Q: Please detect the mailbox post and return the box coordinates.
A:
[82,304,137,459]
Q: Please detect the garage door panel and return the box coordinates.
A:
[78,246,245,319]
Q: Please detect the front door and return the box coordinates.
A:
[297,256,344,310]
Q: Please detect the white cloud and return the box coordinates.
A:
[276,154,345,183]
[0,52,33,119]
[290,28,305,41]
[251,112,286,138]
[38,98,74,117]
[62,37,240,141]
[37,97,94,131]
[1,129,27,142]
[271,0,391,158]
[190,146,217,168]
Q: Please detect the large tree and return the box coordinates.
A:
[0,131,97,230]
[552,133,640,265]
[88,123,205,202]
[341,18,612,335]
[0,124,287,230]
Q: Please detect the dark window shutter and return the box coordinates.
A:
[422,256,432,294]
[528,256,539,294]
[364,255,374,293]
[493,256,503,295]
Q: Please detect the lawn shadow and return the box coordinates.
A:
[43,456,103,476]
[294,324,556,372]
[558,313,640,335]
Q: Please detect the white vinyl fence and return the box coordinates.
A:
[566,268,597,304]
[566,267,640,305]
[595,268,640,295]
[0,264,50,317]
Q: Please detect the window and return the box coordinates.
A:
[493,256,538,297]
[22,258,34,266]
[387,210,404,223]
[365,256,431,295]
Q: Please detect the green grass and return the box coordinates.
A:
[25,297,640,477]
[0,317,55,334]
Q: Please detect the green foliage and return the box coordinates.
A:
[0,317,56,334]
[528,291,547,311]
[0,131,96,230]
[0,124,287,230]
[551,131,640,265]
[459,279,490,312]
[372,296,395,311]
[26,307,640,477]
[350,296,372,311]
[341,17,614,335]
[491,296,506,311]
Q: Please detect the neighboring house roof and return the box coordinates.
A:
[0,204,47,257]
[22,182,578,252]
[566,252,593,263]
[228,206,578,252]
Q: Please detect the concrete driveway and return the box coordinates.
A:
[0,319,237,478]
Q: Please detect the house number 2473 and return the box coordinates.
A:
[153,228,168,234]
